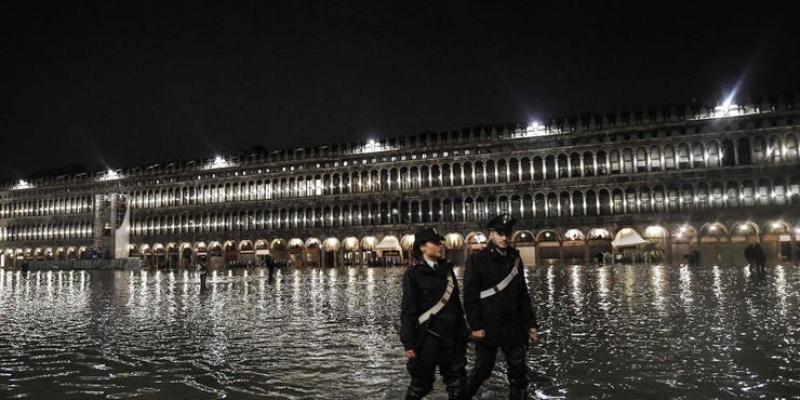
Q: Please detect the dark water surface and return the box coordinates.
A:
[1,264,799,399]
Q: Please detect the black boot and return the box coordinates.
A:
[405,388,424,400]
[508,385,527,400]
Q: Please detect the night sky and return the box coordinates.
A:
[1,1,798,181]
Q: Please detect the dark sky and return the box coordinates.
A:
[1,1,798,180]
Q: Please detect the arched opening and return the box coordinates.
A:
[699,222,728,264]
[671,224,698,265]
[641,225,668,263]
[444,232,466,266]
[736,137,751,165]
[342,237,360,266]
[587,228,613,263]
[288,238,305,267]
[254,240,269,266]
[375,235,402,267]
[305,238,321,267]
[223,241,238,265]
[66,247,78,261]
[730,222,760,265]
[361,236,378,267]
[180,243,193,268]
[238,240,255,264]
[270,239,288,263]
[611,228,649,263]
[763,221,793,263]
[152,243,166,268]
[321,237,340,268]
[562,229,587,262]
[536,230,561,264]
[511,230,535,266]
[400,234,415,262]
[165,243,178,268]
[209,242,224,268]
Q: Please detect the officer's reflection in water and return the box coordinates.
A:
[400,227,468,400]
[198,257,209,291]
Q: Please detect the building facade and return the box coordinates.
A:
[2,98,799,268]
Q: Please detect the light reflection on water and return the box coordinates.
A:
[1,264,799,399]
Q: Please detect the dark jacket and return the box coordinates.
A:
[400,258,466,351]
[463,242,538,347]
[745,243,766,266]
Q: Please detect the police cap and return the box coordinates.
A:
[486,213,516,235]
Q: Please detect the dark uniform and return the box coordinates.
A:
[199,260,209,290]
[745,242,767,272]
[400,228,468,400]
[463,214,539,399]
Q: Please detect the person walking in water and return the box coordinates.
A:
[463,214,539,399]
[400,227,468,399]
[745,241,767,273]
[198,258,209,291]
[265,254,277,283]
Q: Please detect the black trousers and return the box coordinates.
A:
[465,341,529,399]
[405,334,467,399]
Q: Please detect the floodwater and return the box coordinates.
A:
[1,264,799,399]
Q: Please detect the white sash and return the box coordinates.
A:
[479,257,521,299]
[417,273,455,324]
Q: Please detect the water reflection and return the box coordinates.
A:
[0,264,798,399]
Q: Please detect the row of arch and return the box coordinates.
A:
[129,178,799,237]
[129,134,799,209]
[7,220,790,265]
[0,195,93,218]
[0,222,93,243]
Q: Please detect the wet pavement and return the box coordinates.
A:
[1,264,799,399]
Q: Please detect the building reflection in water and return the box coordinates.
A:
[679,264,693,306]
[597,266,611,314]
[1,264,799,398]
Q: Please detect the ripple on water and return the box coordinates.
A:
[0,265,799,399]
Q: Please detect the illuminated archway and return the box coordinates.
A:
[536,230,561,263]
[223,240,238,263]
[763,220,794,262]
[288,238,305,267]
[562,229,587,262]
[360,236,378,266]
[305,237,322,267]
[270,238,288,261]
[343,236,360,266]
[321,237,341,268]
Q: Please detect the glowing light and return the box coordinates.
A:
[361,137,394,154]
[722,91,735,108]
[521,120,549,137]
[205,155,233,170]
[11,179,32,190]
[98,169,122,181]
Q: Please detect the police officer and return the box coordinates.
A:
[400,227,468,399]
[264,254,277,283]
[198,257,209,291]
[463,214,539,399]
